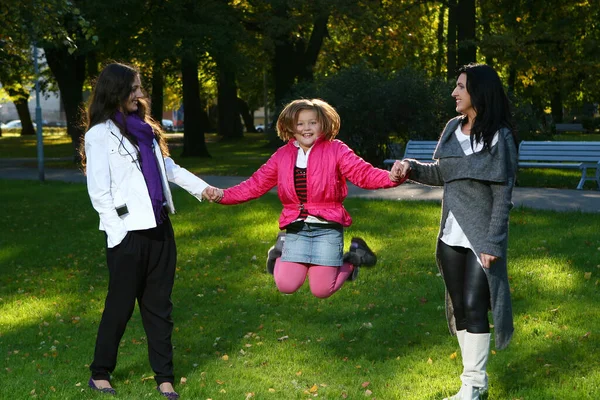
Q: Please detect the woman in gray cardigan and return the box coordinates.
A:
[391,64,518,400]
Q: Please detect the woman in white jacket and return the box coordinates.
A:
[82,62,212,399]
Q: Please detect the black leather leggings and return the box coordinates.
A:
[437,240,491,333]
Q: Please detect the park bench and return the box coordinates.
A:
[383,139,600,190]
[383,140,437,167]
[555,123,585,132]
[518,141,600,190]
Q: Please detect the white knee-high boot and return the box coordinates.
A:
[456,329,466,353]
[443,330,466,400]
[461,332,490,391]
[443,331,490,400]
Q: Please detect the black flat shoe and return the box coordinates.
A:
[349,237,377,267]
[156,386,180,399]
[88,378,116,395]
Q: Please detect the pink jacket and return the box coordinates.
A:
[221,137,406,228]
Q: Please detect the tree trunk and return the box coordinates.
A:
[14,98,35,136]
[297,13,329,81]
[87,52,99,81]
[551,91,563,124]
[269,13,329,146]
[5,85,35,135]
[447,0,458,79]
[508,67,516,96]
[217,63,243,140]
[457,0,477,66]
[181,51,211,158]
[44,46,86,161]
[151,57,164,124]
[436,5,445,76]
[237,97,255,133]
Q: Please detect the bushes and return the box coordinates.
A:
[287,65,455,165]
[580,115,600,132]
[510,97,553,141]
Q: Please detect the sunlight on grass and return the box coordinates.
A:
[514,256,580,293]
[0,295,66,331]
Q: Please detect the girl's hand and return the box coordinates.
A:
[390,160,410,181]
[202,186,224,203]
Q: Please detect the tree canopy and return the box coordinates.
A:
[1,0,598,157]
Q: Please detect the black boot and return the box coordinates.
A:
[343,237,377,281]
[266,231,285,274]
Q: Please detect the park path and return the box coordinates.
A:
[1,158,599,213]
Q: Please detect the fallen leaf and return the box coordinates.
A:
[450,352,457,360]
[582,331,591,340]
[427,358,433,364]
[216,380,225,385]
[584,272,592,280]
[180,377,187,385]
[362,381,370,388]
[365,389,373,396]
[309,384,318,393]
[277,335,289,342]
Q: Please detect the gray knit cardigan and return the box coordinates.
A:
[407,116,518,350]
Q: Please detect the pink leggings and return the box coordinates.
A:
[273,258,354,298]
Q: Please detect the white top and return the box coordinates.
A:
[85,120,209,247]
[295,142,311,168]
[440,126,498,263]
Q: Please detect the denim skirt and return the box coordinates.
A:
[281,221,344,267]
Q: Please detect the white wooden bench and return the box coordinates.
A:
[383,140,437,167]
[518,141,600,190]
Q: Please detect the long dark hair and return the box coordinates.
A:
[458,63,518,149]
[80,62,168,171]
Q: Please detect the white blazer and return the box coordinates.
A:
[85,120,209,248]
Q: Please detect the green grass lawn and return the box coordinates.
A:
[1,180,598,399]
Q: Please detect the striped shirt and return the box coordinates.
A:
[294,166,308,219]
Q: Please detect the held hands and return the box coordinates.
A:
[389,160,410,182]
[202,186,224,203]
[480,253,498,269]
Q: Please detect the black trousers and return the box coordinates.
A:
[90,218,177,385]
[437,240,491,333]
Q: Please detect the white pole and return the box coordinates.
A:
[263,71,269,129]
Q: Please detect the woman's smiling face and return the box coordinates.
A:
[451,72,476,119]
[124,75,143,113]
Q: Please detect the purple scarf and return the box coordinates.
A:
[115,111,165,224]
